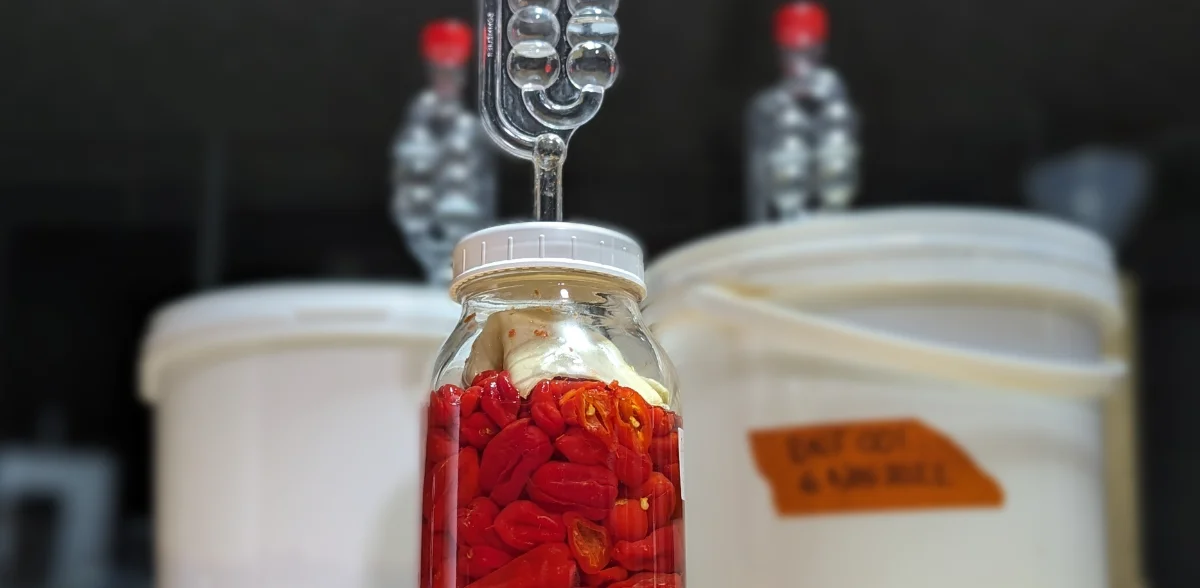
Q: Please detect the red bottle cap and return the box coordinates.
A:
[421,19,473,67]
[774,2,829,51]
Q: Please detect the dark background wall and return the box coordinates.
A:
[1,0,1198,585]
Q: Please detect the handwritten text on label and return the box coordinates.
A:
[750,419,1004,516]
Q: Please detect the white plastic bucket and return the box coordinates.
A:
[644,209,1125,588]
[139,283,459,588]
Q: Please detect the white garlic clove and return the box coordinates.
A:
[464,308,669,406]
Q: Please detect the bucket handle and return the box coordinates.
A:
[666,285,1125,399]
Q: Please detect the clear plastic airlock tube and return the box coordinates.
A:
[481,0,620,222]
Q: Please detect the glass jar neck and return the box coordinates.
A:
[457,270,644,315]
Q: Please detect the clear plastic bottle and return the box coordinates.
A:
[745,2,860,224]
[418,223,685,588]
[1023,147,1150,247]
[392,19,498,285]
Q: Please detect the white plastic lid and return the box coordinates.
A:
[139,283,461,403]
[646,207,1124,333]
[450,222,647,301]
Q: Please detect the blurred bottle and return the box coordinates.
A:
[746,2,861,224]
[1024,147,1151,248]
[391,19,498,284]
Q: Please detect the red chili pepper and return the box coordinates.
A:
[420,529,449,588]
[649,433,680,469]
[428,453,463,531]
[456,545,512,580]
[555,428,650,487]
[463,543,578,588]
[478,419,554,506]
[470,370,500,387]
[632,473,676,530]
[456,447,482,507]
[429,498,455,533]
[529,380,571,438]
[584,566,630,587]
[526,462,618,521]
[461,385,482,417]
[613,443,653,487]
[613,386,654,453]
[427,448,478,523]
[430,566,468,588]
[564,512,612,574]
[530,401,565,438]
[535,378,595,430]
[460,412,499,450]
[555,428,613,467]
[611,525,677,573]
[422,467,435,520]
[660,464,681,494]
[457,497,501,549]
[608,572,682,588]
[493,500,565,552]
[479,372,521,428]
[430,384,468,428]
[559,384,618,447]
[545,378,595,396]
[427,427,459,465]
[607,497,649,542]
[425,529,469,587]
[649,406,676,437]
[661,463,682,520]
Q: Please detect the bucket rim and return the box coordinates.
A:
[645,207,1122,330]
[138,282,460,404]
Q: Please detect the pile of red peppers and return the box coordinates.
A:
[422,370,684,588]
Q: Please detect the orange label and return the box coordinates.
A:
[749,419,1003,516]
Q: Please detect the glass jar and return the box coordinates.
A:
[418,223,685,588]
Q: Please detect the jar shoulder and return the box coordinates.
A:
[431,301,679,407]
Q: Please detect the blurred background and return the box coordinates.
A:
[0,0,1197,586]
